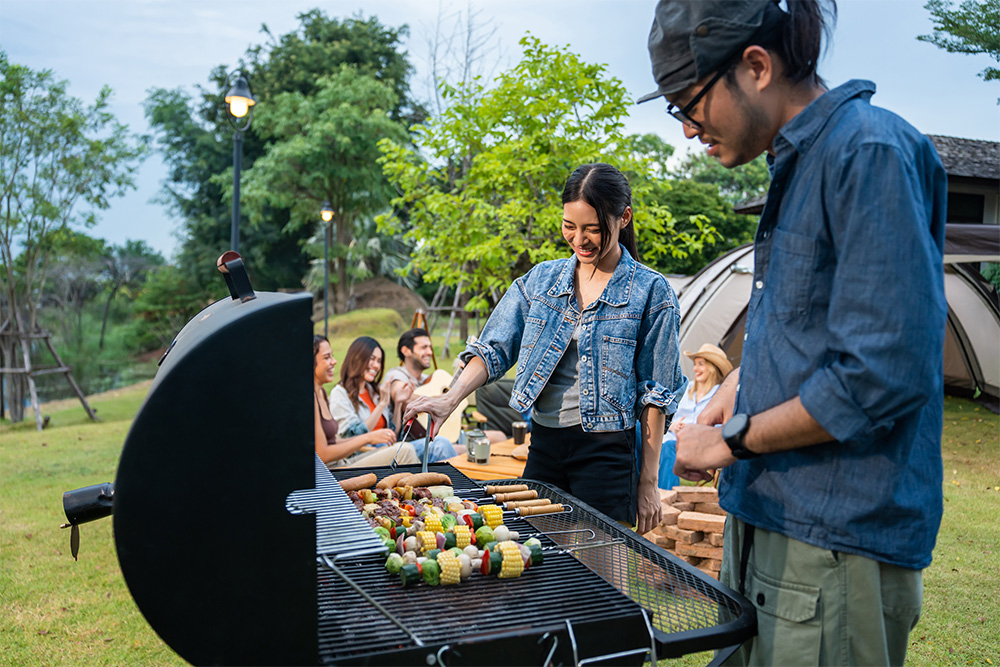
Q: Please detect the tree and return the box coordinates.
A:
[144,11,421,307]
[0,53,147,422]
[98,239,164,349]
[378,36,715,313]
[671,151,772,207]
[235,67,409,313]
[0,52,148,333]
[918,0,1000,94]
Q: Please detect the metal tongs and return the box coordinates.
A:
[389,416,435,472]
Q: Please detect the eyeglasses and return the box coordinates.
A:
[665,66,731,130]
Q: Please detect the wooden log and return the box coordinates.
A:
[696,562,719,580]
[675,541,725,559]
[673,486,720,503]
[663,524,703,544]
[694,502,727,516]
[678,554,702,565]
[674,502,695,512]
[701,558,723,572]
[659,504,681,527]
[677,511,726,534]
[658,489,678,505]
[708,532,725,547]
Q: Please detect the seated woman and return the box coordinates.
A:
[313,335,418,467]
[329,336,459,463]
[659,343,732,490]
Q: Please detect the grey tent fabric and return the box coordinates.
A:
[675,226,999,401]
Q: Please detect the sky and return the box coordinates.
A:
[2,0,998,260]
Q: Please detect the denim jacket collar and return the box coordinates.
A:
[773,80,876,160]
[547,244,636,308]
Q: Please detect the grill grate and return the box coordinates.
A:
[319,464,753,663]
[506,478,752,658]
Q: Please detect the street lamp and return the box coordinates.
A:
[224,71,256,253]
[320,201,333,337]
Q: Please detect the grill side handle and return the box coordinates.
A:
[59,481,115,560]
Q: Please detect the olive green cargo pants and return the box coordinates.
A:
[720,517,923,666]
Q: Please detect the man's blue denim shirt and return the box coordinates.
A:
[463,246,686,432]
[721,80,948,569]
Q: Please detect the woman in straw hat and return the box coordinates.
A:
[659,343,733,489]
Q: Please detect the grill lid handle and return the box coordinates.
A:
[216,251,256,303]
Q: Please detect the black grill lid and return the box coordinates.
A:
[113,285,318,666]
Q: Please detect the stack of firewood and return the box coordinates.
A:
[642,486,726,580]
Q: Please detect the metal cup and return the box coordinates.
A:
[465,429,484,462]
[474,438,491,465]
[512,421,527,445]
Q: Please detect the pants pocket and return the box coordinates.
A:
[746,567,822,666]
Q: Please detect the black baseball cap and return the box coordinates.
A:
[638,0,783,104]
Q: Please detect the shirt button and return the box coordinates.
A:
[743,333,748,341]
[762,231,768,239]
[580,355,587,362]
[582,389,589,395]
[736,383,741,392]
[755,280,763,289]
[756,593,765,606]
[587,422,594,428]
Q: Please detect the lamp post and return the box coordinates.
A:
[224,71,256,253]
[320,201,333,338]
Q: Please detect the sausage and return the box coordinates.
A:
[484,483,528,494]
[339,473,377,492]
[376,472,411,490]
[516,503,564,516]
[503,498,551,509]
[398,472,452,487]
[494,490,538,503]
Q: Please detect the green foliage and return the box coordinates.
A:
[143,11,420,307]
[378,36,715,311]
[236,66,410,312]
[647,179,756,275]
[671,151,771,207]
[918,0,1000,88]
[0,51,147,331]
[129,265,211,350]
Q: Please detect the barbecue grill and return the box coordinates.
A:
[61,254,755,665]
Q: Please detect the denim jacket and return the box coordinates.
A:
[462,246,686,433]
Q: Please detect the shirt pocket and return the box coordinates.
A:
[746,567,822,665]
[600,335,637,413]
[769,228,819,320]
[516,317,547,374]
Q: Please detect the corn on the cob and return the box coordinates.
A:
[453,524,471,549]
[481,505,503,528]
[497,540,524,579]
[417,530,437,552]
[422,513,442,533]
[436,552,461,585]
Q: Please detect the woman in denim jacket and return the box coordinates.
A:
[405,163,685,533]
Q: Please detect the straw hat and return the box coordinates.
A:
[683,343,733,377]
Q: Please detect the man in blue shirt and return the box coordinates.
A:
[640,1,947,664]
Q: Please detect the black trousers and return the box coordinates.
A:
[523,421,636,524]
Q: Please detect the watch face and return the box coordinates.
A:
[723,414,748,441]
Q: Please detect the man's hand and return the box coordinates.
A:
[674,424,735,482]
[636,478,662,535]
[698,367,739,427]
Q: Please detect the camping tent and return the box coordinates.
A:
[675,224,1000,402]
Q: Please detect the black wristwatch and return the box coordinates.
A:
[722,413,758,460]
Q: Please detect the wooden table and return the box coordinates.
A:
[445,434,530,481]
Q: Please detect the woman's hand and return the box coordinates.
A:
[376,379,393,409]
[402,394,458,436]
[367,428,397,446]
[636,477,662,535]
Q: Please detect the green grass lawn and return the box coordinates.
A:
[2,367,997,666]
